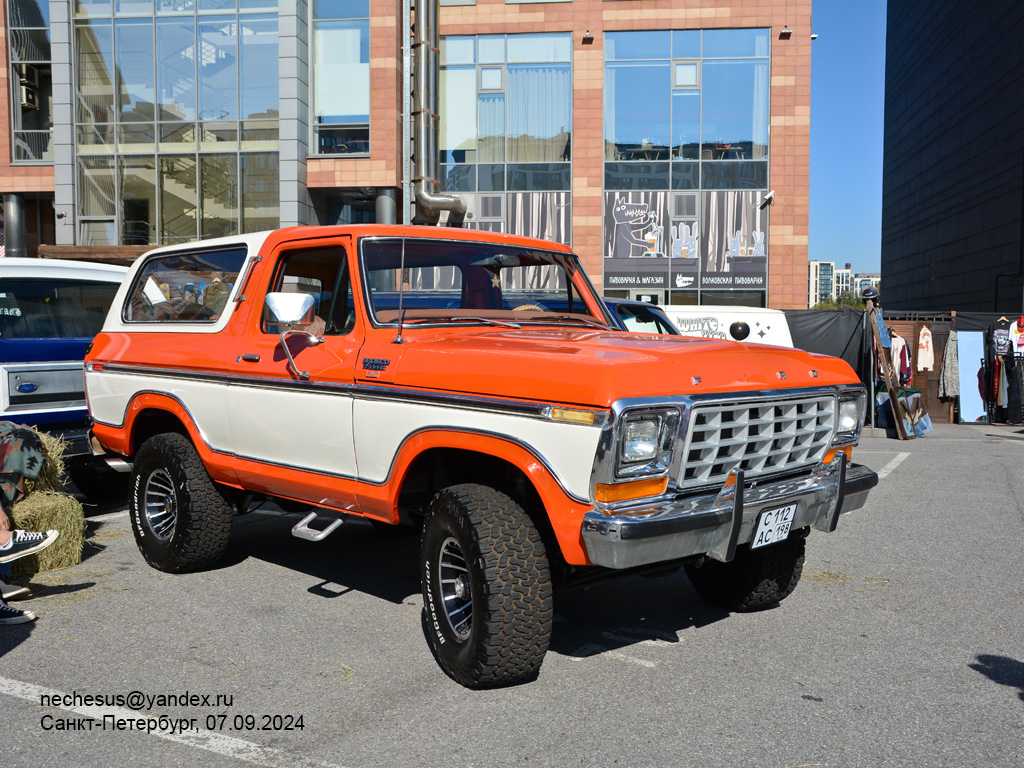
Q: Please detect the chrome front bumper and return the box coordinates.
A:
[581,458,878,569]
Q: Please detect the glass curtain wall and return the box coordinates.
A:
[603,28,770,305]
[7,0,53,161]
[312,0,370,155]
[73,0,279,246]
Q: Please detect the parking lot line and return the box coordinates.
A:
[877,452,911,480]
[0,675,344,768]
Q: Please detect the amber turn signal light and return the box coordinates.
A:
[595,476,669,503]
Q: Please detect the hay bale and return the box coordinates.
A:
[10,491,85,576]
[24,430,67,495]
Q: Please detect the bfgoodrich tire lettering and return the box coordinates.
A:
[130,432,232,573]
[420,483,553,688]
[685,534,806,612]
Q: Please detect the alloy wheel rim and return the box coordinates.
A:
[144,469,177,540]
[439,536,472,641]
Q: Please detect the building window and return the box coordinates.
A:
[73,2,279,245]
[603,28,770,304]
[439,32,572,243]
[7,0,53,163]
[312,0,370,156]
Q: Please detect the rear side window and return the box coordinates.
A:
[124,247,246,323]
[0,279,119,339]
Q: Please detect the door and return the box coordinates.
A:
[225,237,362,506]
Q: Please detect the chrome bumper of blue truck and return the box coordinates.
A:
[581,458,878,570]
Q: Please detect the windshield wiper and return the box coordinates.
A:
[399,316,522,329]
[516,314,612,330]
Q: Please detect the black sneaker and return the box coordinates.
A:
[0,578,30,601]
[0,600,35,625]
[0,529,59,564]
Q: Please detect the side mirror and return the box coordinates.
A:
[264,293,323,380]
[264,292,315,326]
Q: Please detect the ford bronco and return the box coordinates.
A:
[85,225,877,688]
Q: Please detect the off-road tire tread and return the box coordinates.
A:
[685,535,805,612]
[422,483,553,688]
[131,433,232,573]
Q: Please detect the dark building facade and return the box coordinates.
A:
[881,1,1024,312]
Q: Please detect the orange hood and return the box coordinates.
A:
[376,328,859,407]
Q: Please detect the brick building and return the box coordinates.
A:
[1,0,813,308]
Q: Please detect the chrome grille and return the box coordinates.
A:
[678,396,836,489]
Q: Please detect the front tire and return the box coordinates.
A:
[420,484,553,688]
[130,433,233,573]
[685,534,806,612]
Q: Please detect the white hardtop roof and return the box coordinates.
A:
[0,257,128,282]
[137,230,275,261]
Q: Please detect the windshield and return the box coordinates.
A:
[360,238,610,328]
[615,304,679,335]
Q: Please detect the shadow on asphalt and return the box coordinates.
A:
[221,510,421,605]
[549,573,731,658]
[969,654,1024,702]
[0,619,35,657]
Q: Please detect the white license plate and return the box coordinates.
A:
[751,504,796,549]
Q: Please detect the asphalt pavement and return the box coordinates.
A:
[1,422,1022,768]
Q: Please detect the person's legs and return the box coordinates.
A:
[0,529,59,563]
[0,562,29,600]
[0,596,35,624]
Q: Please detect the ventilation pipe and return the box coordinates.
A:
[3,194,27,258]
[411,0,466,226]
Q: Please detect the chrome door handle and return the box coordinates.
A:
[238,354,260,363]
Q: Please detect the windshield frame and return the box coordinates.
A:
[357,235,615,330]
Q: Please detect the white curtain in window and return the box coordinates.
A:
[506,65,571,163]
[752,61,768,158]
[314,26,368,122]
[439,67,477,159]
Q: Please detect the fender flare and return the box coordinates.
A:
[358,428,594,566]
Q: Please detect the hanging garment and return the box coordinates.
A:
[1007,357,1023,424]
[917,325,934,371]
[891,333,908,384]
[992,325,1012,355]
[874,311,891,348]
[1000,359,1009,408]
[938,330,959,399]
[1013,317,1024,354]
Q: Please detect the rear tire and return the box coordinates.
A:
[420,483,552,688]
[685,534,806,612]
[130,433,232,573]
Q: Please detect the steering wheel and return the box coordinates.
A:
[513,304,546,313]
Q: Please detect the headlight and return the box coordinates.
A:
[617,408,680,477]
[622,417,660,463]
[834,391,866,444]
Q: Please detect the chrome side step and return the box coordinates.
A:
[291,512,343,542]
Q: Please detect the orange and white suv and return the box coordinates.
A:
[85,225,876,688]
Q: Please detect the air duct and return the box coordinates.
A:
[411,0,466,226]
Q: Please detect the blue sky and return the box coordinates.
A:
[809,0,887,275]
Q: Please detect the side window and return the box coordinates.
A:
[264,246,355,336]
[124,247,246,323]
